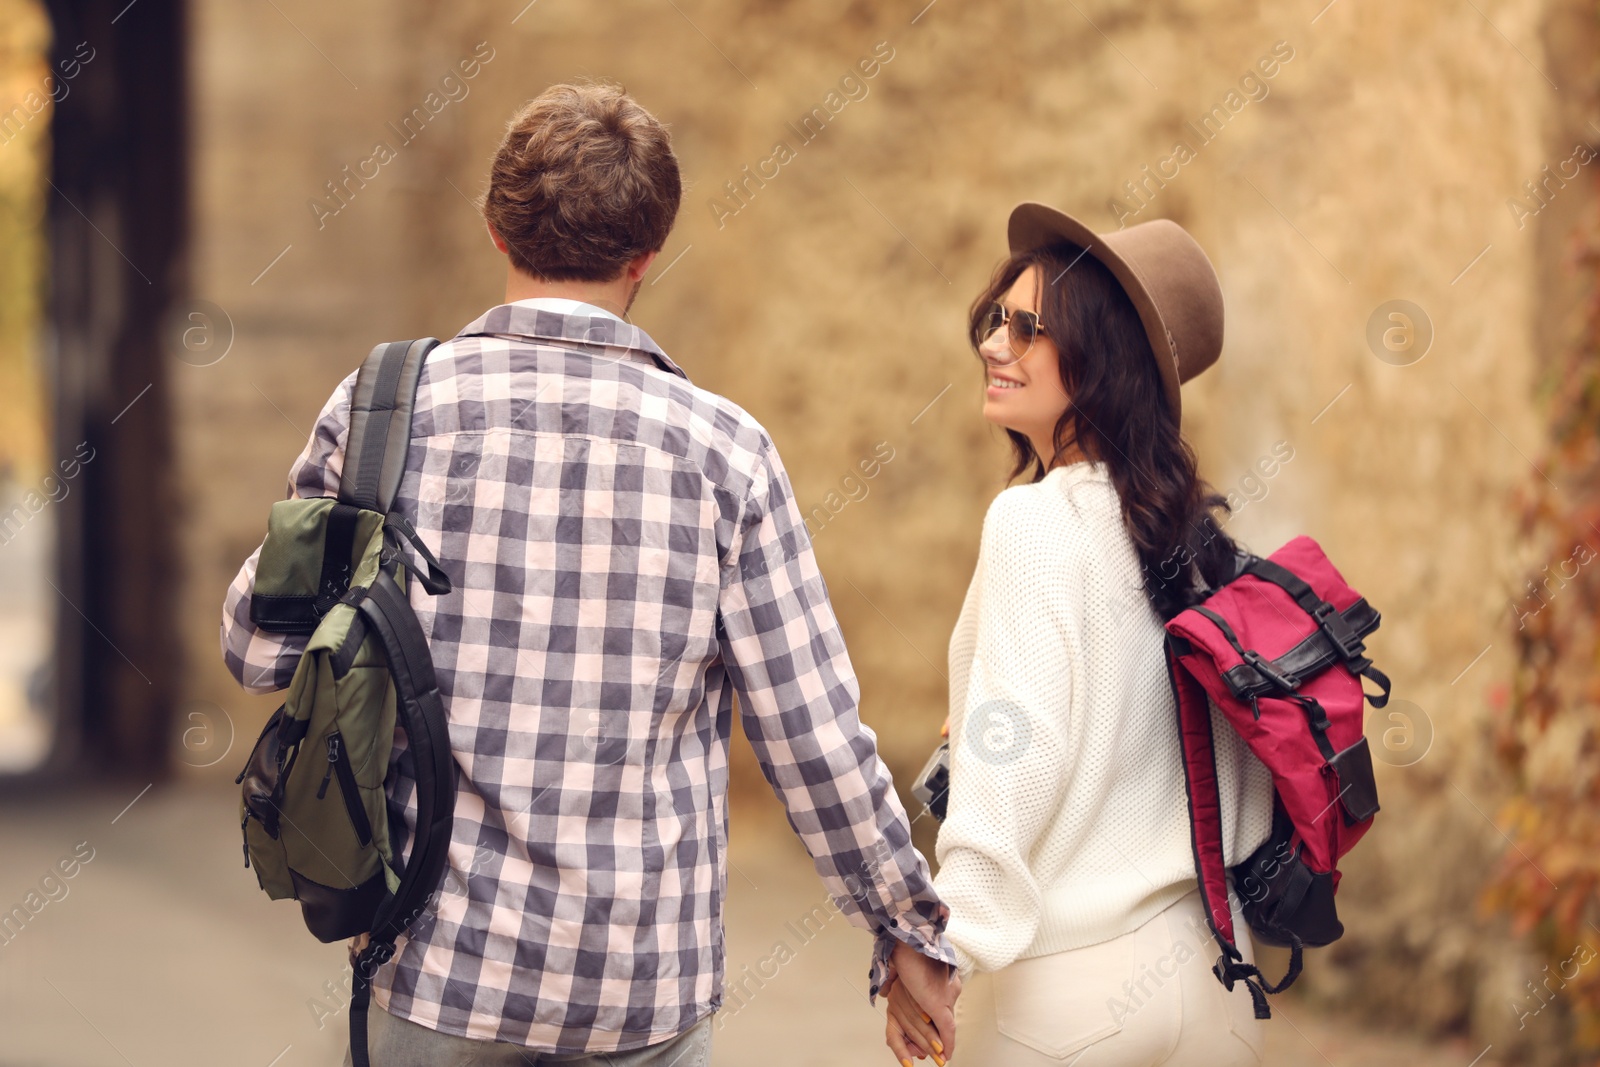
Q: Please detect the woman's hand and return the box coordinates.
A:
[883,973,949,1066]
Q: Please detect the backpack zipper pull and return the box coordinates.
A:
[317,735,339,799]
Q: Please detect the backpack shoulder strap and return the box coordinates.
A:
[345,568,457,1067]
[1166,637,1239,949]
[340,338,440,514]
[1166,634,1282,1020]
[337,338,450,1067]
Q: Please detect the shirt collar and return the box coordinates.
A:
[455,300,690,381]
[508,296,624,322]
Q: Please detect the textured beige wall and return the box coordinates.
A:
[0,0,50,481]
[175,0,1593,1052]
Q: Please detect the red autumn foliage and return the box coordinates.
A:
[1490,165,1600,1056]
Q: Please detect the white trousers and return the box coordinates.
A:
[953,889,1266,1066]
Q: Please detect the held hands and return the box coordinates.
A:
[886,979,951,1066]
[886,719,957,1065]
[883,941,961,1066]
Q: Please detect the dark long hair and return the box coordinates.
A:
[968,241,1242,621]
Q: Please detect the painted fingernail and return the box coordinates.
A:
[931,1036,945,1054]
[933,1055,946,1067]
[921,1011,931,1023]
[901,1060,913,1067]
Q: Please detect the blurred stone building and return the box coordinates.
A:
[5,0,1599,1058]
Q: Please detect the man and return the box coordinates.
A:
[221,83,959,1065]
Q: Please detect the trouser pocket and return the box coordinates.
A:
[991,916,1178,1061]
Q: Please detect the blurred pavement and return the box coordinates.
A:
[0,778,1499,1066]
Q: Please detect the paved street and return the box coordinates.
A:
[0,777,1495,1066]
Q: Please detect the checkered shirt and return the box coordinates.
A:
[220,301,954,1052]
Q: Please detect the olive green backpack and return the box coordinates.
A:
[233,338,457,1067]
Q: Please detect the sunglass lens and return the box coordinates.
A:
[1009,310,1041,347]
[976,303,1006,346]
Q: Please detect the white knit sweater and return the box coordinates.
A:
[933,459,1273,978]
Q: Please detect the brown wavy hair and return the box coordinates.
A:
[483,83,681,281]
[968,241,1243,620]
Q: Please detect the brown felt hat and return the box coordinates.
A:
[1007,202,1224,423]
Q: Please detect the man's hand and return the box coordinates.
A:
[883,941,961,1065]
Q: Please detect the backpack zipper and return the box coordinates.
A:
[320,732,373,846]
[316,743,335,799]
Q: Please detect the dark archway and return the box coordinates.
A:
[30,0,186,781]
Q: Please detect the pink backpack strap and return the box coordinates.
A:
[1166,634,1298,1019]
[1167,641,1237,946]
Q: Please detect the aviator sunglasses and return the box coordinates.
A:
[973,301,1047,367]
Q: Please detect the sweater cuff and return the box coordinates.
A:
[952,944,978,982]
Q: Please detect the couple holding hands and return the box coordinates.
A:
[223,81,1272,1067]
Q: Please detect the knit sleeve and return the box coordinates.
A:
[933,487,1078,977]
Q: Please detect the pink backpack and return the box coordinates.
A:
[1164,535,1392,1018]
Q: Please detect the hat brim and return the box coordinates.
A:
[1006,202,1185,420]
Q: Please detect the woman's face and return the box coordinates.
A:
[979,265,1073,457]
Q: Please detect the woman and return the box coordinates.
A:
[884,204,1275,1066]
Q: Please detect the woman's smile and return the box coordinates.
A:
[986,371,1025,396]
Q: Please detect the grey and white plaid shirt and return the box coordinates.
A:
[221,300,954,1052]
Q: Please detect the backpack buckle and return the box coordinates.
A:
[1242,649,1296,694]
[1312,601,1364,662]
[1297,694,1332,735]
[1213,954,1234,989]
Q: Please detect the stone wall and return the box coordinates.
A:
[174,0,1596,1052]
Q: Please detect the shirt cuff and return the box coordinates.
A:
[866,916,958,1005]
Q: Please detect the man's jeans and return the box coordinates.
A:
[342,1009,714,1067]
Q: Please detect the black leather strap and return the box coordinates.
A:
[1192,605,1338,761]
[1241,556,1329,619]
[1242,556,1375,672]
[1218,599,1381,699]
[312,503,361,616]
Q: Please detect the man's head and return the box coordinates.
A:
[484,83,681,303]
